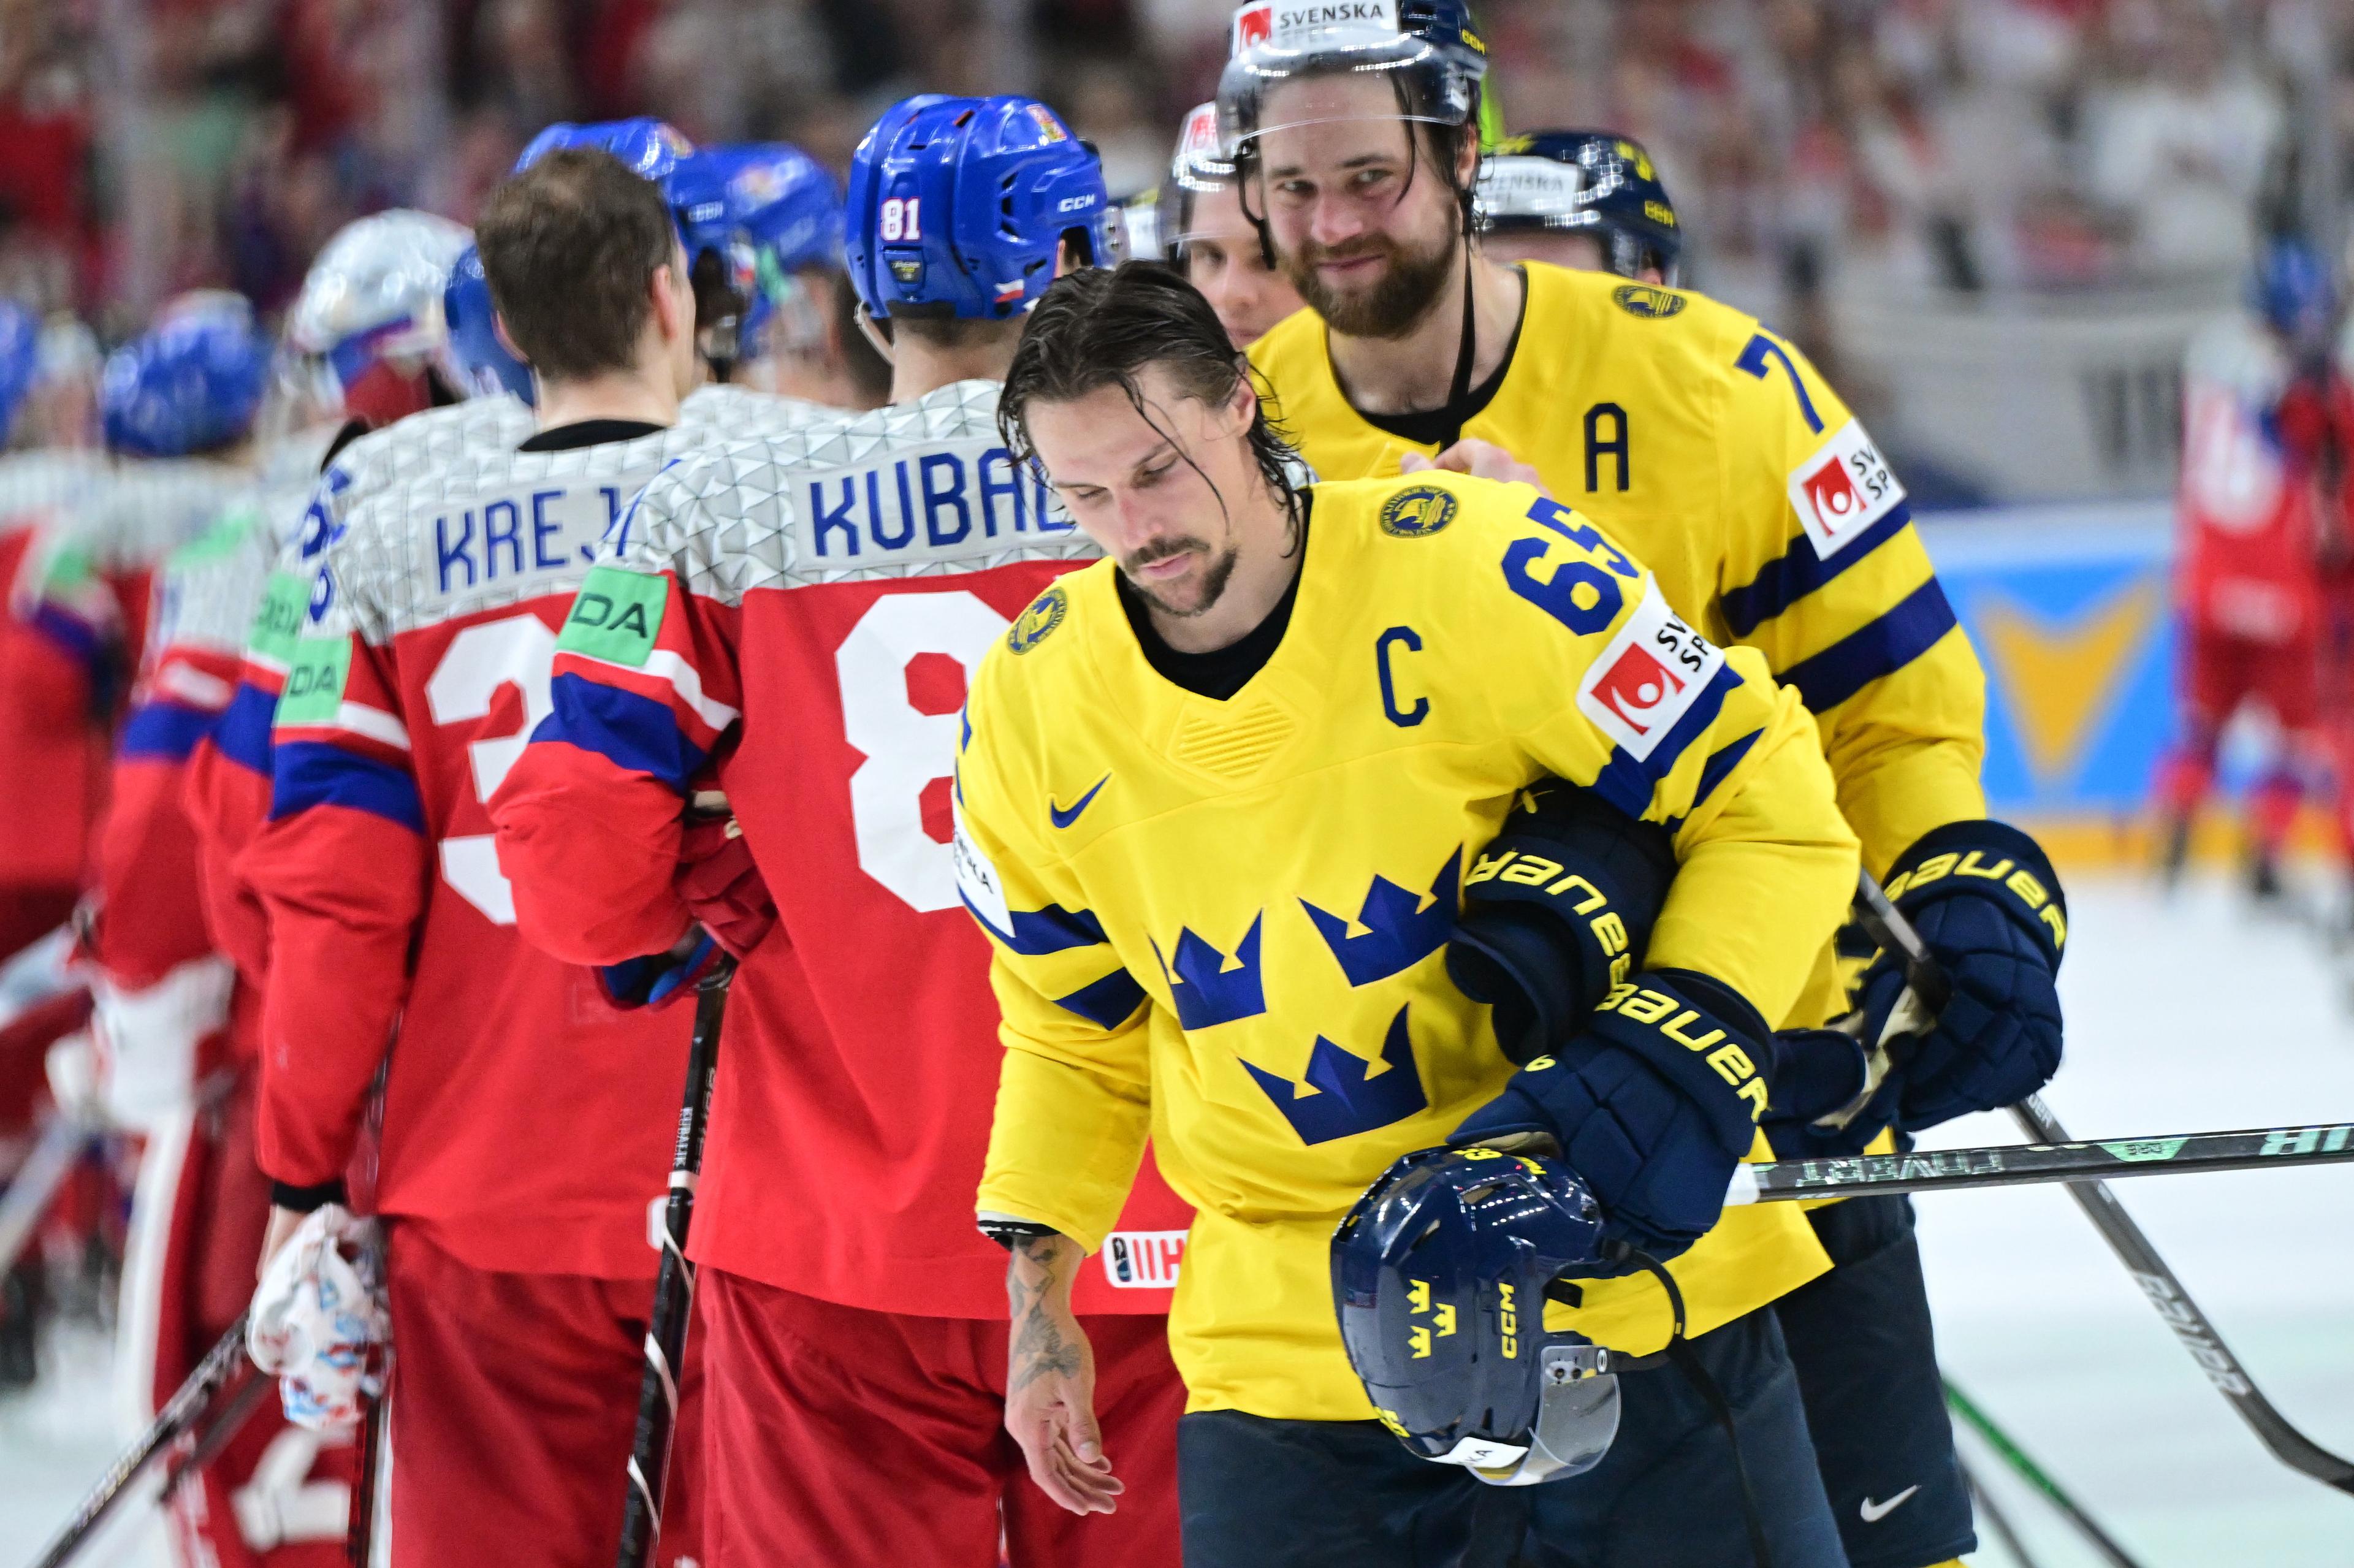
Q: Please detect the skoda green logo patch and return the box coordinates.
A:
[1612,284,1686,319]
[557,565,667,668]
[1380,484,1457,538]
[1008,586,1067,653]
[276,635,352,727]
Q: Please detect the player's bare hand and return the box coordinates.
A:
[1004,1232,1122,1515]
[1401,438,1548,493]
[257,1203,305,1281]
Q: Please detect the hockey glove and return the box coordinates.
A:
[1450,969,1775,1267]
[248,1205,386,1431]
[676,811,775,959]
[1856,819,2066,1132]
[1446,780,1676,1065]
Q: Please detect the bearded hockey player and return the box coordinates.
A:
[960,261,1860,1564]
[238,148,725,1566]
[1226,6,2065,1564]
[490,96,1192,1568]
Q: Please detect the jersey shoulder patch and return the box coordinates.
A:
[1577,579,1726,761]
[1787,420,1907,559]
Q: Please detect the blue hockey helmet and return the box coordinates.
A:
[514,118,695,184]
[674,142,847,360]
[0,300,42,446]
[1479,130,1682,286]
[101,291,270,457]
[437,243,534,406]
[2252,236,2334,345]
[845,94,1117,323]
[1333,1146,1623,1486]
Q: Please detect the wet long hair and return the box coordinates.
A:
[997,262,1305,546]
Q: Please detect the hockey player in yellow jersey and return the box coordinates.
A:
[1219,8,2068,1566]
[962,262,1866,1566]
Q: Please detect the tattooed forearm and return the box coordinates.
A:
[1007,1232,1084,1393]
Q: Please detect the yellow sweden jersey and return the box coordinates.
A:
[956,473,1859,1420]
[1249,264,1987,902]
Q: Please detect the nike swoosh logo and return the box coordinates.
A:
[1859,1486,1921,1524]
[1048,774,1111,831]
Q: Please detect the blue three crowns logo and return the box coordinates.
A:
[1154,852,1460,1146]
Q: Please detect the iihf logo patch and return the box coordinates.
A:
[1007,585,1067,653]
[1611,284,1686,319]
[1380,484,1457,537]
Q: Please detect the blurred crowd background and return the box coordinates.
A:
[0,0,2336,500]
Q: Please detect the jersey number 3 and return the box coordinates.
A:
[425,614,558,924]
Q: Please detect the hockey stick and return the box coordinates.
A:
[1959,1456,2048,1568]
[1857,873,2354,1494]
[0,1108,99,1277]
[1946,1377,2145,1568]
[615,953,734,1568]
[1729,1117,2354,1202]
[31,1315,254,1568]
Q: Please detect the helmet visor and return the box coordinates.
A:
[1217,0,1479,151]
[1476,154,1602,232]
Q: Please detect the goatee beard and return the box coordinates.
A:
[1124,543,1241,619]
[1285,230,1458,339]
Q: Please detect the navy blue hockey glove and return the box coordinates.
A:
[1446,780,1676,1065]
[1856,819,2066,1132]
[597,928,720,1011]
[1450,969,1775,1268]
[1760,1027,1886,1159]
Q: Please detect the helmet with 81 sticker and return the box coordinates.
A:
[1332,1144,1625,1487]
[845,94,1118,323]
[1477,130,1682,287]
[101,291,272,457]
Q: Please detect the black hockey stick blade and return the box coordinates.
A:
[33,1315,254,1568]
[2013,1095,2354,1495]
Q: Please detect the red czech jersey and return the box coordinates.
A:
[2178,316,2321,644]
[0,450,104,894]
[491,379,1195,1317]
[243,412,738,1281]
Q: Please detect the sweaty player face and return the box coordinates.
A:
[1252,75,1464,338]
[1181,185,1308,349]
[1027,362,1267,619]
[1483,226,1666,285]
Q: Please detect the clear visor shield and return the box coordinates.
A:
[1217,23,1476,154]
[1476,155,1601,230]
[1431,1342,1622,1488]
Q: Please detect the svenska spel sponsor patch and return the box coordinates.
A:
[276,635,352,727]
[1577,580,1725,761]
[1788,419,1906,559]
[1100,1230,1184,1288]
[556,565,666,668]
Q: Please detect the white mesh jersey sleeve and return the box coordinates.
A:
[619,376,1100,607]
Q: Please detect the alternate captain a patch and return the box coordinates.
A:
[1379,485,1457,538]
[1008,585,1068,653]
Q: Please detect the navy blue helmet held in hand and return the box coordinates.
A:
[845,94,1118,324]
[1333,1145,1626,1486]
[1478,130,1682,286]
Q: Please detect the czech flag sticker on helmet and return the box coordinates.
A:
[1029,104,1069,143]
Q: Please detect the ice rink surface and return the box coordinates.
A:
[3,872,2352,1566]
